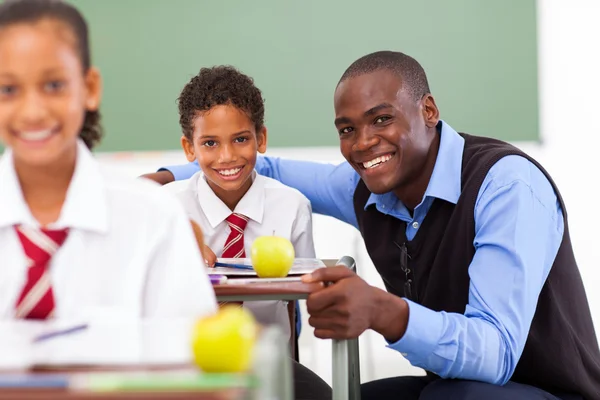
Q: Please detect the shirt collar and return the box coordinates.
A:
[365,120,464,209]
[195,170,265,228]
[0,139,109,233]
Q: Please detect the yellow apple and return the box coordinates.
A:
[191,305,258,373]
[250,235,295,278]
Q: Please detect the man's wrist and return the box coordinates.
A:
[141,170,175,185]
[370,288,409,342]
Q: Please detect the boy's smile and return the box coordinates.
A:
[182,104,267,210]
[214,165,244,180]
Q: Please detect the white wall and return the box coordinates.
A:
[95,0,600,385]
[536,0,600,322]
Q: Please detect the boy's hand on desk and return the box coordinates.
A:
[189,220,216,267]
[302,267,409,342]
[202,245,217,267]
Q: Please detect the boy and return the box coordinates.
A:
[164,65,314,341]
[164,65,331,400]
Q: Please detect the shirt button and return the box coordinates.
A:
[412,221,419,229]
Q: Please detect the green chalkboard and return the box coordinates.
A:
[17,0,542,152]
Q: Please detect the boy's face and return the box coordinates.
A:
[182,104,267,197]
[0,19,101,167]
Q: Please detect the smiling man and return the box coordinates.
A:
[145,51,600,400]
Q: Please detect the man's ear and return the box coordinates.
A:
[181,135,196,162]
[257,126,268,154]
[421,94,440,129]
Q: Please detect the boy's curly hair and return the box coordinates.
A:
[178,65,265,141]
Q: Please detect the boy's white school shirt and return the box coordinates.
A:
[165,170,316,337]
[0,140,217,321]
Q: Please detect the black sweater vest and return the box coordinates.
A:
[353,133,600,399]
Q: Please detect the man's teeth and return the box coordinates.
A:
[363,154,392,169]
[218,167,242,176]
[19,129,53,142]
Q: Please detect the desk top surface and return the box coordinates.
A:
[212,259,337,298]
[0,389,244,400]
[0,261,346,398]
[0,366,249,400]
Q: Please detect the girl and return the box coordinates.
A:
[0,0,216,320]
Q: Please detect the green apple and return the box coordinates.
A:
[250,235,295,278]
[191,305,258,373]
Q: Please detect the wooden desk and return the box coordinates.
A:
[212,257,361,400]
[212,261,330,359]
[0,387,244,400]
[214,280,321,360]
[1,259,357,400]
[212,258,336,301]
[0,367,248,400]
[0,325,292,400]
[214,280,322,300]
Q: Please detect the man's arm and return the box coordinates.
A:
[387,155,564,384]
[142,160,201,185]
[141,170,176,185]
[147,157,361,227]
[255,157,360,226]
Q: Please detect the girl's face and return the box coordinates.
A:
[0,18,101,167]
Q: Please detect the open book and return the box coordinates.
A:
[0,320,196,371]
[207,258,326,276]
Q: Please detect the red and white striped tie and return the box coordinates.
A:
[14,225,68,320]
[219,214,248,308]
[222,213,249,258]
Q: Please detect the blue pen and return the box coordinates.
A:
[214,261,254,270]
[32,323,88,343]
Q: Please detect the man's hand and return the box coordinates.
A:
[302,266,410,342]
[140,170,176,186]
